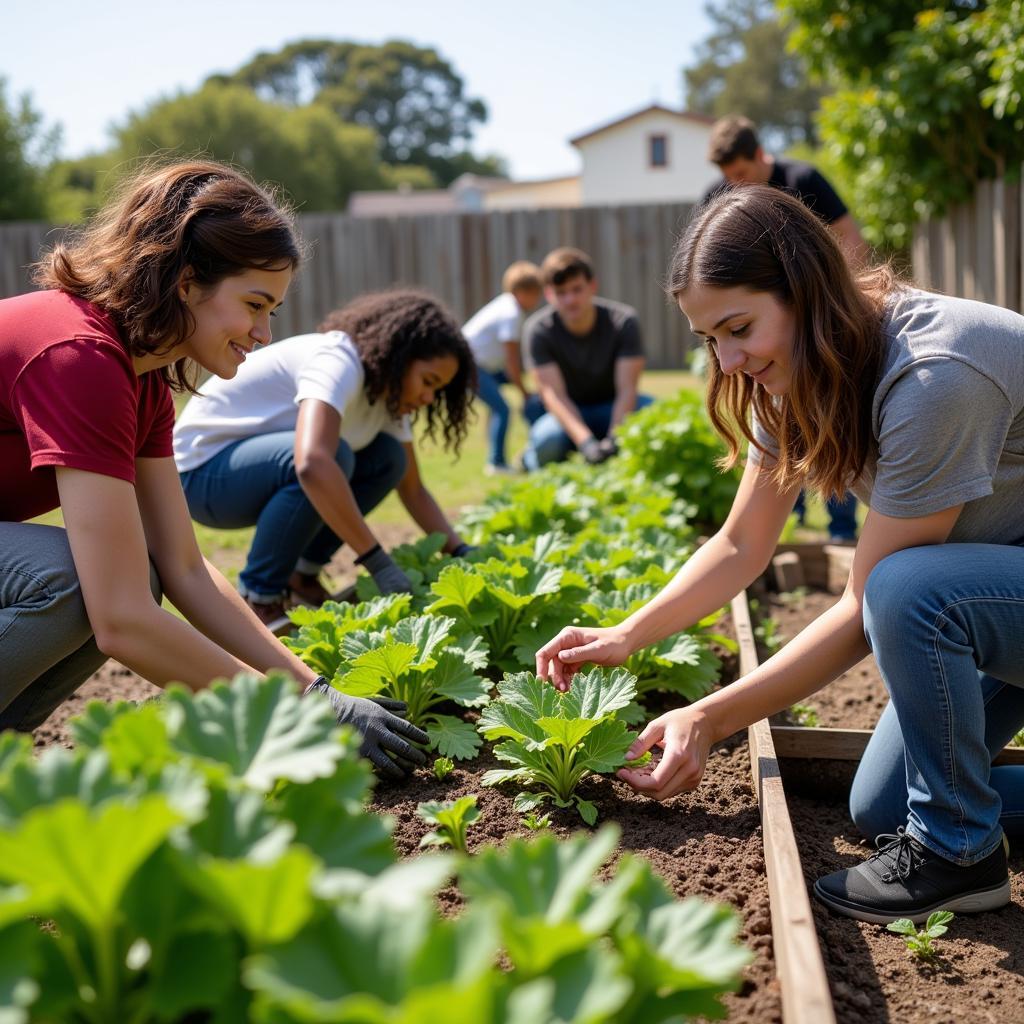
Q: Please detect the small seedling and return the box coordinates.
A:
[417,795,480,854]
[432,756,455,781]
[1012,727,1024,748]
[887,910,954,959]
[521,811,552,831]
[790,702,820,728]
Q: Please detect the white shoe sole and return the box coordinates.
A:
[813,878,1011,925]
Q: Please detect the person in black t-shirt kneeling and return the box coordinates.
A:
[703,115,866,539]
[521,248,653,471]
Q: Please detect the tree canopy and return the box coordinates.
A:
[779,0,1024,247]
[211,39,504,186]
[0,78,57,221]
[684,0,825,149]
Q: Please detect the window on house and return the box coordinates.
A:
[649,134,668,168]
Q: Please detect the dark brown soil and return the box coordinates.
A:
[765,589,1024,1024]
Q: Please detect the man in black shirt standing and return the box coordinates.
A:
[703,115,868,267]
[702,115,865,540]
[521,247,652,471]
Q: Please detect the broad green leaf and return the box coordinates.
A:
[100,700,175,776]
[166,673,344,791]
[535,946,631,1024]
[392,615,455,665]
[476,673,558,743]
[431,652,491,707]
[481,766,531,788]
[148,929,239,1021]
[340,643,419,693]
[67,699,135,750]
[561,667,638,720]
[512,791,548,813]
[427,565,495,627]
[576,719,636,775]
[0,922,41,1024]
[0,734,31,779]
[427,715,482,761]
[575,798,598,825]
[886,918,917,936]
[452,633,490,671]
[0,796,180,931]
[185,847,318,946]
[536,716,600,750]
[183,788,294,862]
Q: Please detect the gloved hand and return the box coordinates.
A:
[598,435,619,458]
[450,542,476,558]
[303,677,429,779]
[580,436,611,465]
[356,544,413,594]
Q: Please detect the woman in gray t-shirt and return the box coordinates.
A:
[536,185,1024,926]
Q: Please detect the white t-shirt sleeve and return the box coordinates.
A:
[294,337,364,418]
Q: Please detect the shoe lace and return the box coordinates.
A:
[872,827,924,882]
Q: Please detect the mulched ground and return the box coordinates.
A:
[766,588,1024,1024]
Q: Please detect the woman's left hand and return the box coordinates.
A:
[617,706,716,801]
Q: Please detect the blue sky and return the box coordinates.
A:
[5,0,714,179]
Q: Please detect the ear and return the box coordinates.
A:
[177,266,196,303]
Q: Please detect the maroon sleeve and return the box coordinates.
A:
[13,340,146,483]
[137,374,176,459]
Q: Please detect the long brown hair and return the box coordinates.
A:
[319,290,476,454]
[668,186,899,498]
[33,160,302,392]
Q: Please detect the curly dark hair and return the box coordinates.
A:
[319,290,476,453]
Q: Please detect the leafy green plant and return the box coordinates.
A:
[521,810,552,830]
[887,910,955,960]
[432,756,455,780]
[1011,727,1024,748]
[417,795,481,854]
[790,703,820,728]
[329,614,491,759]
[477,668,641,824]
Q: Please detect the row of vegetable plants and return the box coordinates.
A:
[0,391,751,1022]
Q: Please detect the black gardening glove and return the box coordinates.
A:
[355,544,413,595]
[304,677,428,779]
[580,436,611,465]
[598,435,619,458]
[450,542,476,559]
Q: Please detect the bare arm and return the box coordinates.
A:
[395,441,464,553]
[536,456,799,687]
[293,398,377,556]
[831,213,870,268]
[534,363,592,446]
[58,465,315,690]
[501,340,529,395]
[609,356,645,432]
[621,500,963,800]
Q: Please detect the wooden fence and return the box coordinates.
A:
[0,203,700,369]
[911,171,1023,313]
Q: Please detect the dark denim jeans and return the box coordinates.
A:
[475,368,544,467]
[180,431,406,597]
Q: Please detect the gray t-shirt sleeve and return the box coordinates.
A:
[872,358,1013,516]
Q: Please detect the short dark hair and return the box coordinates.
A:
[319,290,475,454]
[541,247,594,287]
[34,160,302,393]
[708,116,761,166]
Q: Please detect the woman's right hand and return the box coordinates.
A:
[535,625,632,691]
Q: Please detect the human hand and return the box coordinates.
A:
[357,545,413,595]
[598,435,618,458]
[303,678,429,779]
[535,624,632,691]
[580,437,610,465]
[616,706,715,801]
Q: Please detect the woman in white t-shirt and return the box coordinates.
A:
[175,290,475,627]
[537,185,1024,925]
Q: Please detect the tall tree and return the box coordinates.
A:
[684,0,825,149]
[113,83,385,211]
[211,39,504,186]
[0,78,58,221]
[780,0,1024,248]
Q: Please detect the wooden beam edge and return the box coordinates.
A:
[731,592,838,1024]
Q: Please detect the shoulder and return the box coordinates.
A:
[523,304,557,337]
[595,297,639,329]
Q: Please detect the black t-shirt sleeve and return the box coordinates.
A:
[790,166,847,224]
[615,313,644,359]
[525,314,555,367]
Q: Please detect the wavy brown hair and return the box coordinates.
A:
[319,290,476,454]
[668,185,900,499]
[33,160,302,392]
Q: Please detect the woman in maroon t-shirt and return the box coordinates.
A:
[0,161,427,778]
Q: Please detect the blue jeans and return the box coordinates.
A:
[476,368,544,467]
[852,544,1024,864]
[523,394,654,471]
[180,432,406,597]
[793,490,858,540]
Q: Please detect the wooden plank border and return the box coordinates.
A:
[731,591,837,1024]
